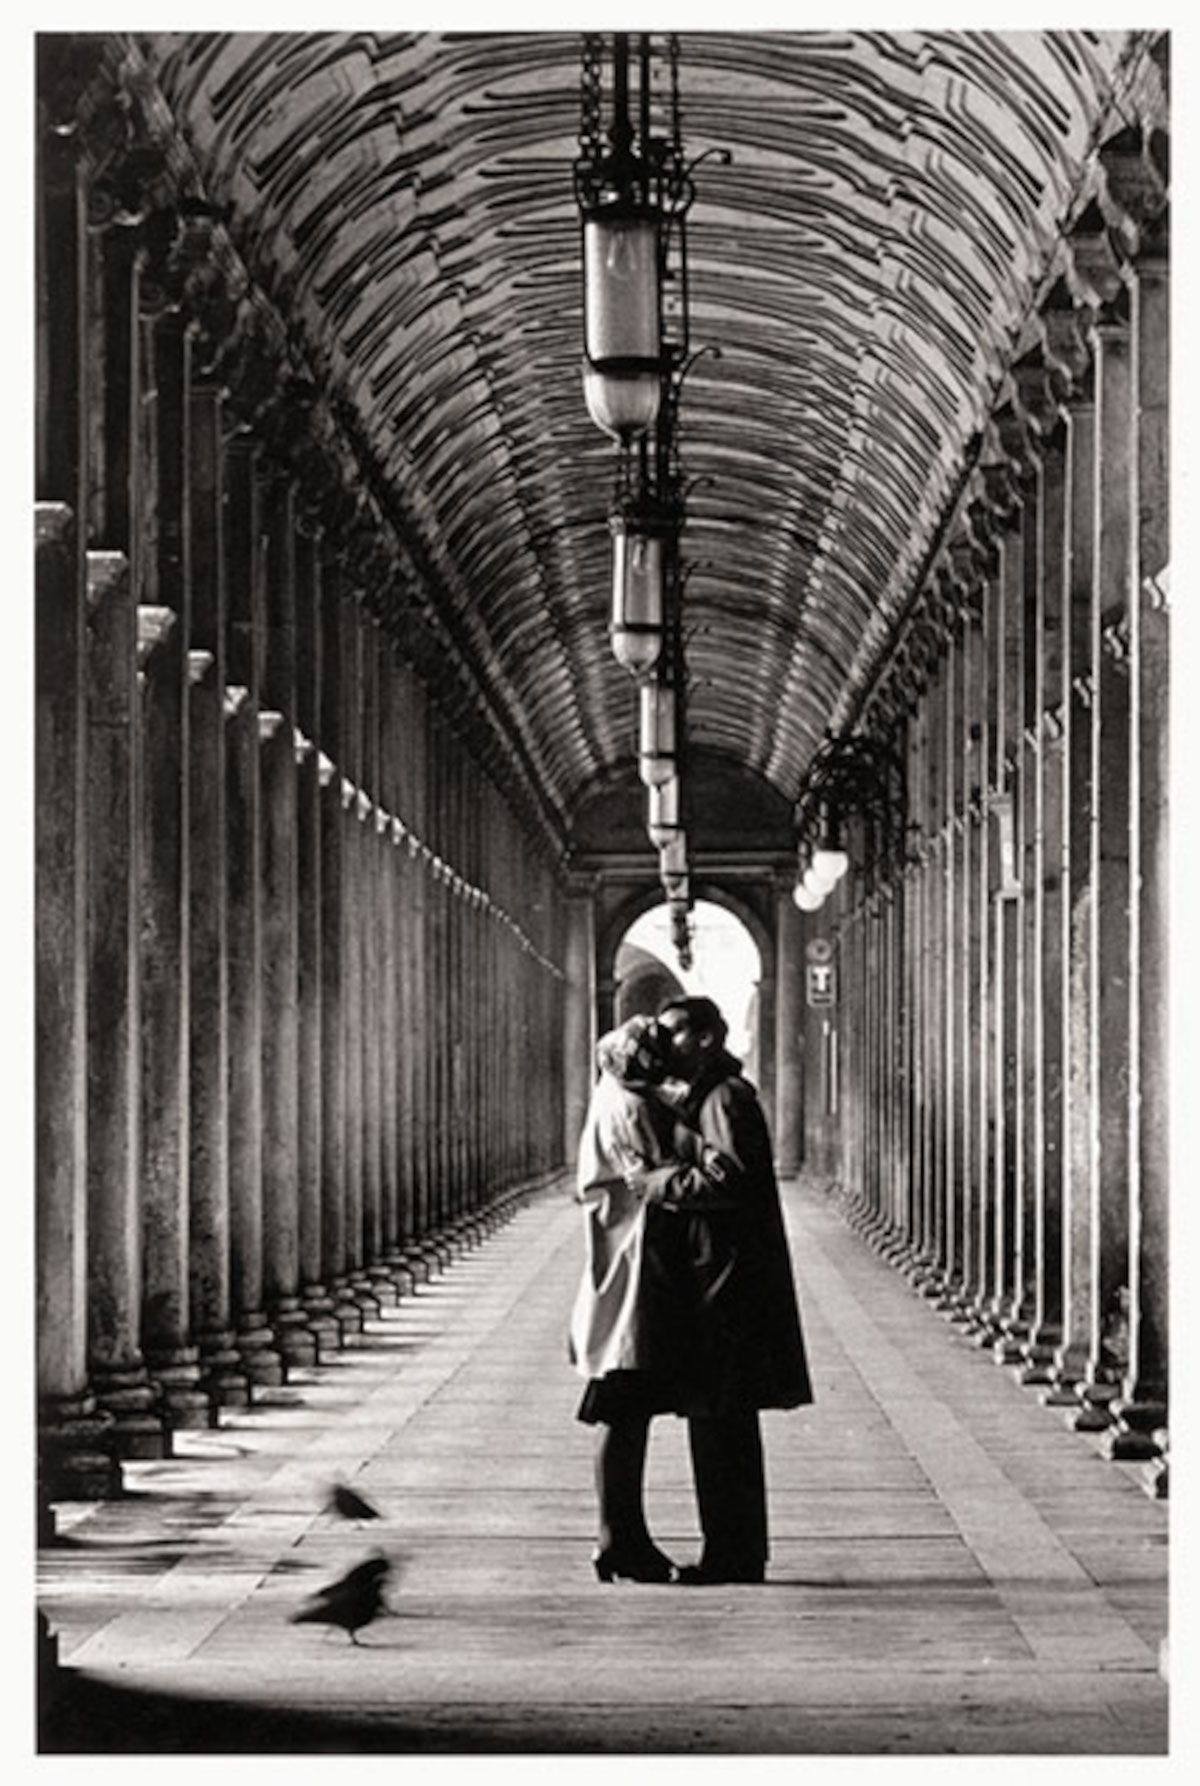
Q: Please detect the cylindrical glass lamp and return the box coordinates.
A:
[583,206,662,441]
[659,833,688,881]
[638,677,677,787]
[646,775,681,848]
[811,846,850,884]
[610,512,665,674]
[793,881,824,912]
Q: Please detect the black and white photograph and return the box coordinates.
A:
[21,6,1180,1765]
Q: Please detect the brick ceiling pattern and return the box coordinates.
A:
[145,29,1138,833]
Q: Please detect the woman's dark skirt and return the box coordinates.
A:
[575,1369,685,1426]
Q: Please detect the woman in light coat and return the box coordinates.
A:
[568,1014,734,1583]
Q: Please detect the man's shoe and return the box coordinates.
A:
[676,1559,765,1585]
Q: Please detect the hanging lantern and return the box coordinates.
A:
[581,206,662,441]
[638,675,677,787]
[811,845,850,885]
[659,832,688,881]
[610,502,669,674]
[576,36,665,442]
[646,774,681,848]
[802,861,834,896]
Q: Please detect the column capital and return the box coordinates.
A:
[136,603,176,669]
[1038,275,1092,400]
[1067,199,1132,315]
[1099,123,1169,254]
[85,548,128,611]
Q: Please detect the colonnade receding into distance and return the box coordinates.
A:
[802,146,1168,1497]
[35,40,1168,1507]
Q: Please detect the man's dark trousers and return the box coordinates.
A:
[687,1408,768,1577]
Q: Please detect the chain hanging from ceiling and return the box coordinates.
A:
[574,31,724,970]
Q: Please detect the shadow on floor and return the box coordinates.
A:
[41,1668,502,1755]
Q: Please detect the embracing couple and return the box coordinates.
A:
[568,995,813,1586]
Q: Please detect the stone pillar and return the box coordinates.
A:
[1111,237,1169,1466]
[990,525,1024,1349]
[85,551,167,1454]
[562,882,597,1168]
[37,505,119,1499]
[135,308,206,1426]
[1029,418,1069,1380]
[1075,296,1135,1428]
[317,562,359,1337]
[1056,384,1100,1406]
[224,440,282,1387]
[137,594,206,1425]
[259,704,315,1366]
[339,608,374,1305]
[773,883,803,1176]
[293,535,339,1350]
[258,475,314,1364]
[186,383,246,1410]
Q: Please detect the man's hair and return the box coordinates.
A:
[657,994,728,1046]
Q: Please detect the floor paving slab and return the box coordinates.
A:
[37,1177,1168,1755]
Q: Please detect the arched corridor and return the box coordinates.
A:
[34,25,1170,1754]
[39,1180,1166,1754]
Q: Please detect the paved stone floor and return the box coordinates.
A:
[36,1178,1169,1756]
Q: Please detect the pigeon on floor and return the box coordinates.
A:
[325,1481,381,1522]
[289,1552,393,1645]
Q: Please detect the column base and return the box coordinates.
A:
[268,1298,320,1368]
[1069,1374,1121,1432]
[38,1391,122,1501]
[1039,1343,1090,1405]
[329,1279,365,1340]
[1015,1331,1063,1387]
[367,1265,400,1308]
[1106,1397,1168,1463]
[90,1361,172,1458]
[235,1313,286,1387]
[196,1329,252,1409]
[383,1251,420,1296]
[301,1285,343,1353]
[347,1272,383,1319]
[1141,1457,1169,1500]
[145,1346,212,1429]
[400,1245,435,1285]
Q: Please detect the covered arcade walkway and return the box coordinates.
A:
[34,27,1172,1758]
[39,1177,1166,1755]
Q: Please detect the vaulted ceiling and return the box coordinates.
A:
[142,29,1148,846]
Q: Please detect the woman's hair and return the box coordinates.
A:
[657,994,728,1047]
[595,1013,660,1085]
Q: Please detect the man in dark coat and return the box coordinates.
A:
[640,994,813,1584]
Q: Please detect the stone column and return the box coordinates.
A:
[1031,418,1070,1380]
[258,705,315,1366]
[224,440,282,1387]
[1110,231,1169,1467]
[37,505,119,1499]
[773,882,804,1176]
[137,597,206,1425]
[186,381,246,1410]
[990,523,1024,1350]
[317,561,359,1337]
[294,534,339,1350]
[256,476,315,1365]
[136,310,206,1426]
[1056,378,1100,1407]
[339,603,373,1309]
[84,552,166,1455]
[1075,292,1135,1428]
[562,881,597,1169]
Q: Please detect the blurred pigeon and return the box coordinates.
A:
[325,1481,381,1523]
[290,1551,392,1645]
